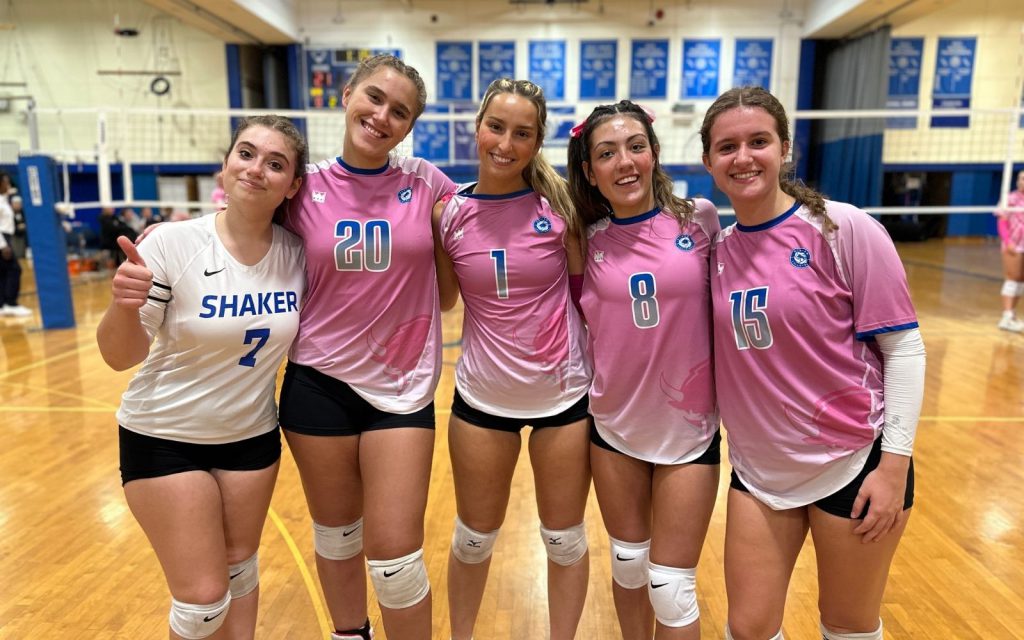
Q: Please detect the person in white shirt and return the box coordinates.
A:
[96,115,307,640]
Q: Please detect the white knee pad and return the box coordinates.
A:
[314,518,364,561]
[648,563,699,628]
[540,522,588,566]
[451,516,499,565]
[1002,280,1022,297]
[725,624,784,640]
[608,537,650,589]
[169,590,231,639]
[367,548,430,609]
[821,620,882,640]
[228,552,259,599]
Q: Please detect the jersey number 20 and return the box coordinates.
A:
[729,287,772,350]
[335,220,392,271]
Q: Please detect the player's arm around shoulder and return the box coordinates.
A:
[432,197,460,312]
[96,236,156,371]
[565,231,586,276]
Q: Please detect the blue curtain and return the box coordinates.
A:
[815,27,889,208]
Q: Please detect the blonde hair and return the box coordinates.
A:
[567,100,695,228]
[477,78,582,243]
[700,86,835,232]
[346,53,428,121]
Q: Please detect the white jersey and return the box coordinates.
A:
[117,214,305,444]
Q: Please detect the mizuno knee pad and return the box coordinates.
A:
[540,522,588,566]
[450,516,499,564]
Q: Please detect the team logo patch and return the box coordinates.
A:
[453,227,465,241]
[790,247,811,268]
[593,250,605,263]
[533,216,552,234]
[397,187,413,204]
[675,234,695,251]
[312,191,326,203]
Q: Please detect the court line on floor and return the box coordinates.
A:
[902,259,1003,283]
[268,508,333,637]
[0,381,118,409]
[0,341,99,380]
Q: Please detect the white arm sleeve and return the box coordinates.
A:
[875,328,926,457]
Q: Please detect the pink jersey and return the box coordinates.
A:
[440,187,591,418]
[582,200,721,464]
[284,156,455,412]
[711,200,919,509]
[995,190,1024,253]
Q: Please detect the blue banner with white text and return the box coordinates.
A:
[886,37,923,130]
[436,42,473,102]
[682,39,720,99]
[529,40,566,101]
[580,40,617,100]
[733,39,772,90]
[630,39,668,99]
[931,36,976,128]
[478,41,516,99]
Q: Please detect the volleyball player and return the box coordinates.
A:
[566,100,720,640]
[277,54,455,640]
[434,78,592,640]
[700,86,925,640]
[96,115,307,640]
[994,169,1024,332]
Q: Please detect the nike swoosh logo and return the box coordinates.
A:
[230,570,244,579]
[203,611,225,622]
[204,267,225,276]
[383,567,404,578]
[651,582,668,589]
[616,554,634,561]
[342,525,361,537]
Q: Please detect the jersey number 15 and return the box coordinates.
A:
[728,287,773,350]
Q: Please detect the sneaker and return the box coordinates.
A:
[1,304,32,317]
[997,314,1024,333]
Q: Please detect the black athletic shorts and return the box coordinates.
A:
[730,437,915,519]
[450,388,590,433]
[591,425,722,466]
[119,425,280,485]
[279,361,435,436]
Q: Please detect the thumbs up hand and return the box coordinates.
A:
[111,235,154,309]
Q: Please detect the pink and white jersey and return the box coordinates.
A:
[440,187,591,418]
[284,156,455,413]
[995,190,1024,253]
[711,200,919,509]
[582,201,720,464]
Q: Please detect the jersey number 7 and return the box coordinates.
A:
[239,328,271,367]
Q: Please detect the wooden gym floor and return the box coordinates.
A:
[0,237,1021,639]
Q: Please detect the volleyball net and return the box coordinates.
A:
[3,103,1023,215]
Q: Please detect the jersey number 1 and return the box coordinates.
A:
[728,287,772,350]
